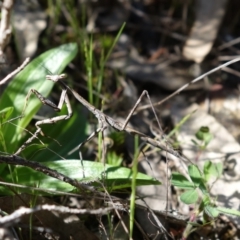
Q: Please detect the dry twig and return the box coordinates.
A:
[0,57,30,85]
[0,0,13,61]
[0,204,114,228]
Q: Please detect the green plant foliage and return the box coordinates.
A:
[194,126,213,149]
[1,160,161,194]
[171,172,195,189]
[180,189,198,204]
[109,131,125,147]
[0,107,14,152]
[172,160,240,235]
[0,43,78,153]
[106,151,123,166]
[203,160,223,182]
[217,206,240,217]
[0,107,14,123]
[25,103,87,161]
[188,165,203,187]
[171,163,218,205]
[197,181,208,195]
[204,205,219,218]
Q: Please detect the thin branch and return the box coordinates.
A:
[0,154,97,193]
[0,0,13,58]
[0,57,30,85]
[136,57,240,112]
[0,204,114,227]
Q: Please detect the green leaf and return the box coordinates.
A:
[191,139,199,146]
[188,165,203,187]
[24,104,87,161]
[1,160,161,194]
[199,195,212,213]
[195,126,213,147]
[217,206,240,217]
[204,205,219,218]
[0,107,14,153]
[198,182,208,195]
[204,161,223,182]
[171,172,195,189]
[107,151,123,166]
[0,43,78,153]
[215,163,223,177]
[0,107,14,124]
[202,194,211,206]
[180,189,198,204]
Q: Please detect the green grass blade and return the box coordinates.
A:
[168,109,197,138]
[0,107,14,153]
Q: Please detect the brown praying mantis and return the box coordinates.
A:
[15,56,240,161]
[14,72,186,163]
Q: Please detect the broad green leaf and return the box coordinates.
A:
[215,163,223,178]
[23,104,87,161]
[204,205,219,218]
[180,189,198,204]
[0,43,78,153]
[204,161,223,182]
[188,165,203,187]
[171,172,195,189]
[217,206,240,217]
[1,160,161,194]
